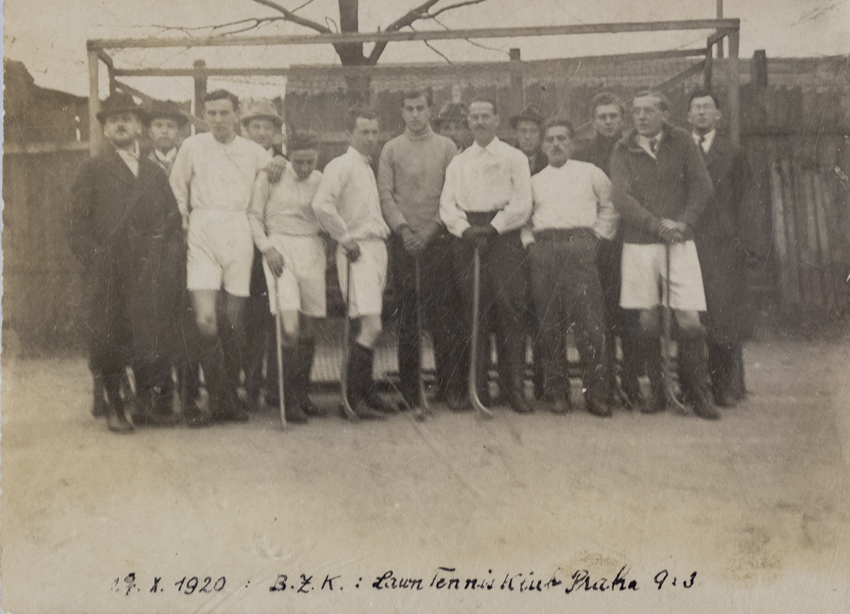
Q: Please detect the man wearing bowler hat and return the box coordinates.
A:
[510,103,548,402]
[145,99,189,176]
[69,92,184,432]
[433,101,471,152]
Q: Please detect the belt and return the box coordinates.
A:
[465,211,499,226]
[534,228,596,241]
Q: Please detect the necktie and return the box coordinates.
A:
[649,137,659,155]
[698,134,707,155]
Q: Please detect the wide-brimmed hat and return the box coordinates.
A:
[144,99,189,128]
[433,101,468,128]
[509,104,546,129]
[240,99,283,127]
[95,92,147,123]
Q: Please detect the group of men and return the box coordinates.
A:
[70,81,753,433]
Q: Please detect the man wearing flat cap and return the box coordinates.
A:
[69,92,184,432]
[240,99,288,411]
[433,101,471,152]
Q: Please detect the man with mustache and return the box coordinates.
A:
[69,92,183,432]
[522,118,618,416]
[440,97,533,414]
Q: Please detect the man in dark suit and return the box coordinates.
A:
[69,92,184,432]
[687,88,754,406]
[574,92,643,409]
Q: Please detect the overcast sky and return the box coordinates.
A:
[5,0,850,100]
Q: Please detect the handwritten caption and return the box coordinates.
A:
[112,566,697,597]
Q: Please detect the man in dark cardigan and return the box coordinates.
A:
[69,92,184,432]
[687,88,755,406]
[574,92,644,409]
[610,90,719,420]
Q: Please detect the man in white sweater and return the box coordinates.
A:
[248,132,326,424]
[523,118,619,416]
[312,106,396,420]
[169,89,275,425]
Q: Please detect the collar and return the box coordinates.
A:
[470,135,501,155]
[404,126,433,141]
[346,145,372,165]
[116,141,140,160]
[692,129,716,152]
[155,147,177,163]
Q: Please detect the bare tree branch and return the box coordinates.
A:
[368,0,490,64]
[429,0,488,19]
[250,0,333,34]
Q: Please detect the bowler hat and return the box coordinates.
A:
[509,104,546,129]
[145,100,189,128]
[95,92,146,123]
[433,101,468,128]
[240,99,283,127]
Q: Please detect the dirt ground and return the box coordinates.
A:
[1,334,849,614]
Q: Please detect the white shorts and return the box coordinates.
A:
[262,234,327,318]
[620,241,707,311]
[335,240,388,318]
[187,210,254,297]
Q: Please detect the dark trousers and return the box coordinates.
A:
[596,237,642,400]
[390,232,468,404]
[529,230,609,404]
[453,215,527,396]
[87,255,172,404]
[245,248,278,403]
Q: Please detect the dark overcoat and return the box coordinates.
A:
[69,145,184,366]
[692,134,753,344]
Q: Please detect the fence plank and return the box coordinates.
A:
[769,161,794,306]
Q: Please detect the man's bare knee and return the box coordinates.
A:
[195,313,218,339]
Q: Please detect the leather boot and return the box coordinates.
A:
[509,373,533,414]
[92,371,107,417]
[347,344,385,420]
[679,332,720,420]
[106,398,134,433]
[296,338,325,416]
[281,347,307,424]
[362,346,399,414]
[639,334,666,414]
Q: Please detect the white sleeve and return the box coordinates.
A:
[439,157,471,237]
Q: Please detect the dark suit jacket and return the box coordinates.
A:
[69,144,184,357]
[693,134,754,343]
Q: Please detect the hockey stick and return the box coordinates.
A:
[663,242,689,414]
[469,245,493,419]
[339,254,360,422]
[273,275,286,429]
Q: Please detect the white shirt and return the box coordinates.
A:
[312,146,390,245]
[116,142,140,178]
[249,165,323,252]
[522,160,619,246]
[692,129,716,154]
[439,136,532,237]
[155,147,177,166]
[169,132,272,219]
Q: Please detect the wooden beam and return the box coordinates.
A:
[113,79,155,103]
[111,47,707,79]
[703,40,713,88]
[88,19,740,50]
[193,59,208,125]
[652,59,706,92]
[728,29,741,144]
[87,49,102,156]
